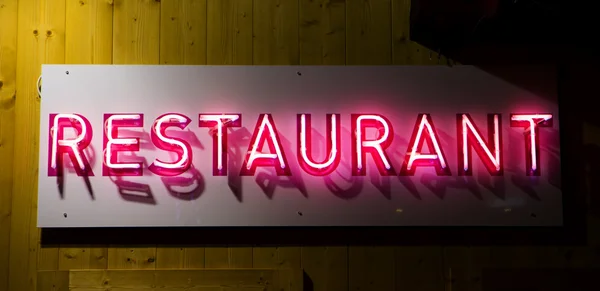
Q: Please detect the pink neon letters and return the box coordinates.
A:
[199,114,242,176]
[457,114,503,176]
[297,114,341,176]
[47,112,555,177]
[240,114,291,176]
[102,114,144,176]
[510,114,553,176]
[148,113,193,176]
[48,114,94,176]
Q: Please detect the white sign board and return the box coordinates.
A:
[38,65,563,227]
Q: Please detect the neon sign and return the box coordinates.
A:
[37,65,563,228]
[48,112,553,178]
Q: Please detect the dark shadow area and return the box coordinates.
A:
[106,152,155,205]
[303,271,314,291]
[40,225,583,246]
[477,174,506,200]
[109,175,156,205]
[226,127,252,202]
[584,144,600,218]
[410,0,588,244]
[161,164,205,201]
[421,174,482,200]
[482,268,600,291]
[391,134,422,199]
[254,135,308,199]
[324,127,363,199]
[57,145,97,200]
[415,129,484,200]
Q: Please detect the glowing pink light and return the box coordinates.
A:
[148,113,193,176]
[457,114,503,176]
[401,114,450,176]
[102,114,144,176]
[199,114,242,176]
[351,114,395,176]
[48,113,94,176]
[297,114,341,176]
[240,114,291,176]
[510,113,553,176]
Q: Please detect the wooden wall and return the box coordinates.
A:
[0,0,599,291]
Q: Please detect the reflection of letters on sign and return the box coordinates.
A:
[37,65,563,228]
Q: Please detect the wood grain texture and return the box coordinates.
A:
[302,247,348,291]
[391,0,411,65]
[346,0,391,65]
[349,247,395,291]
[253,0,299,65]
[157,0,207,269]
[207,0,253,65]
[250,2,301,287]
[299,0,346,65]
[297,2,348,290]
[204,0,254,271]
[160,0,207,65]
[59,0,113,270]
[113,0,160,64]
[0,0,18,289]
[38,268,302,291]
[395,247,444,291]
[9,0,66,290]
[65,0,113,64]
[109,0,160,271]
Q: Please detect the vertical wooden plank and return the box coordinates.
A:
[37,0,68,275]
[184,247,206,268]
[0,0,18,289]
[65,0,114,64]
[156,247,186,269]
[302,247,348,291]
[467,247,493,291]
[160,0,207,65]
[59,0,113,271]
[37,271,69,291]
[344,1,395,290]
[349,247,395,291]
[204,0,254,270]
[205,248,231,268]
[490,247,539,268]
[297,2,348,291]
[253,0,299,65]
[391,0,411,65]
[207,0,253,65]
[107,247,157,269]
[346,0,392,65]
[395,247,444,291]
[229,247,253,268]
[253,247,302,291]
[250,0,301,282]
[157,0,207,269]
[205,247,254,268]
[298,0,346,65]
[253,247,278,268]
[9,0,66,289]
[442,247,470,291]
[58,247,108,270]
[113,0,160,65]
[109,0,160,270]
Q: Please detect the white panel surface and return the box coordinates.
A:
[37,65,563,227]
